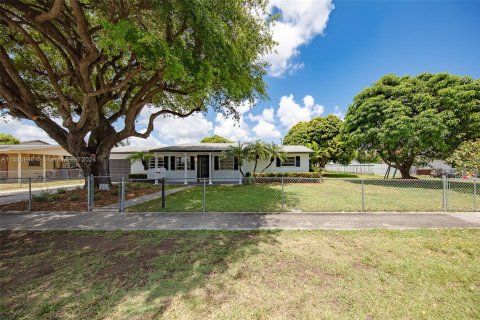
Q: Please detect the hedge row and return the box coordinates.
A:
[249,172,321,178]
[128,173,147,179]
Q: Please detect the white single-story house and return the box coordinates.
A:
[111,143,313,183]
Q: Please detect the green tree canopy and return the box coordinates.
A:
[201,135,233,143]
[0,132,20,144]
[283,115,353,168]
[447,140,480,172]
[343,73,480,178]
[0,0,274,178]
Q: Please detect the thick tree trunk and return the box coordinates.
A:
[398,166,414,179]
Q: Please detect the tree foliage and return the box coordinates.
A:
[447,140,480,172]
[0,0,274,177]
[126,151,154,171]
[201,135,233,143]
[0,132,20,144]
[283,115,353,168]
[343,73,480,178]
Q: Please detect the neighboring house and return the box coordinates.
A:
[0,141,80,179]
[112,143,313,184]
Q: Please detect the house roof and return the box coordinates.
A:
[19,140,51,145]
[149,143,313,153]
[111,146,161,154]
[0,144,64,152]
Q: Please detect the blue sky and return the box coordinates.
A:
[2,0,479,146]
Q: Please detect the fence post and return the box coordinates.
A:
[28,177,32,212]
[87,176,91,211]
[442,175,448,212]
[281,176,284,212]
[161,178,165,209]
[90,174,94,210]
[203,178,206,214]
[120,177,125,212]
[361,179,365,212]
[474,177,477,212]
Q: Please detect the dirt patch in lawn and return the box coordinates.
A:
[0,231,177,294]
[0,184,165,212]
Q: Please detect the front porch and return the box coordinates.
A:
[148,152,241,184]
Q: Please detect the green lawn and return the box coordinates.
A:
[130,179,479,212]
[1,230,479,319]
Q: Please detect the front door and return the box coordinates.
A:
[197,155,210,179]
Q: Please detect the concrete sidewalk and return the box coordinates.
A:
[1,211,479,231]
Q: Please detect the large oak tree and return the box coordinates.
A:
[343,73,480,178]
[0,0,273,178]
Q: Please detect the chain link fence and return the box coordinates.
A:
[0,175,478,213]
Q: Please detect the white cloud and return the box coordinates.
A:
[252,120,281,138]
[248,107,275,122]
[332,106,345,120]
[127,136,164,147]
[0,116,56,144]
[135,108,213,144]
[265,0,334,77]
[276,94,324,128]
[214,113,251,142]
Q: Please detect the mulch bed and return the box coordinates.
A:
[0,185,164,212]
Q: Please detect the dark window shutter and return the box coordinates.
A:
[164,156,169,170]
[234,157,239,170]
[214,156,219,170]
[276,157,281,167]
[295,156,301,167]
[170,156,176,170]
[190,156,195,170]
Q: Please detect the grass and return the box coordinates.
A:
[1,230,479,319]
[130,179,480,212]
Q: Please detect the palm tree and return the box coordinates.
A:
[127,151,154,171]
[248,140,269,176]
[260,142,288,173]
[223,142,251,177]
[307,141,329,171]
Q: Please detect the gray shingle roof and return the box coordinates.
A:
[149,143,313,153]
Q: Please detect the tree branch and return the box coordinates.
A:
[34,0,65,23]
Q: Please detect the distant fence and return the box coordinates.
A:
[0,169,84,180]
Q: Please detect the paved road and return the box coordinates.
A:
[1,212,479,230]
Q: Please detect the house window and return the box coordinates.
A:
[214,156,239,170]
[148,157,164,169]
[28,155,41,167]
[219,156,234,170]
[175,157,191,170]
[282,157,296,167]
[277,156,301,167]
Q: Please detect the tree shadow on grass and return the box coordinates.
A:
[0,230,280,319]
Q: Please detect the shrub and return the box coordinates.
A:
[252,172,322,178]
[32,190,52,202]
[57,188,67,194]
[68,194,80,201]
[128,173,147,179]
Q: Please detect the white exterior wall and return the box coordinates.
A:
[126,152,311,181]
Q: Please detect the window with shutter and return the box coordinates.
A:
[295,156,300,167]
[164,156,169,170]
[170,156,175,170]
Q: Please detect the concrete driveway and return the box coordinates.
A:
[1,211,479,231]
